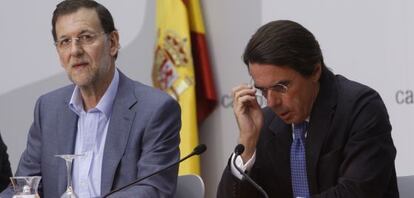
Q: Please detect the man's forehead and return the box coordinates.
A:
[249,63,298,86]
[55,8,101,37]
[248,63,297,76]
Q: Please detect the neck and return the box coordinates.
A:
[80,68,115,111]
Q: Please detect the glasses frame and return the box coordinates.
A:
[250,77,289,96]
[54,31,106,51]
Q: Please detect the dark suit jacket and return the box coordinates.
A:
[218,68,398,198]
[0,134,12,191]
[1,70,181,198]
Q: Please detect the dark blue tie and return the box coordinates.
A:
[291,122,310,198]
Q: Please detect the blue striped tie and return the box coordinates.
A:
[291,122,310,198]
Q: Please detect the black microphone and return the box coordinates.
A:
[234,144,245,156]
[233,144,269,198]
[102,144,207,198]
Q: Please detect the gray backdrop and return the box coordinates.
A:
[1,1,413,198]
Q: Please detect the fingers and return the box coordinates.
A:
[232,84,260,112]
[232,84,255,102]
[232,83,254,95]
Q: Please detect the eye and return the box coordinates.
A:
[79,34,94,43]
[271,83,288,93]
[272,85,285,92]
[59,38,71,47]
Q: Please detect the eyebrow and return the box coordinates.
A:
[57,30,94,39]
[254,80,290,90]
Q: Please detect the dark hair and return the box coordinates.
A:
[243,20,325,77]
[52,0,118,58]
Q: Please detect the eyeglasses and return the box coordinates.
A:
[55,32,105,51]
[250,77,289,96]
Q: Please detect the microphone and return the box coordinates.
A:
[233,144,269,198]
[102,144,207,197]
[234,144,245,155]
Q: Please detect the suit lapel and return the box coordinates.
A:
[57,89,78,195]
[306,68,337,194]
[268,117,292,188]
[101,72,137,195]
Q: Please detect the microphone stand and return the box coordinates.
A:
[233,144,269,198]
[102,144,207,198]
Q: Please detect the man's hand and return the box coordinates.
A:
[232,84,264,162]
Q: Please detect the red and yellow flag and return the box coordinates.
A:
[152,0,217,175]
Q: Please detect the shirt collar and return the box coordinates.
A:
[69,69,119,118]
[292,117,310,138]
[292,117,310,127]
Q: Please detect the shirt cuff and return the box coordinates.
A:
[230,151,256,180]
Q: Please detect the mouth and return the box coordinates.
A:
[72,62,88,68]
[278,111,290,120]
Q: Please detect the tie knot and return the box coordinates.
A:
[294,121,308,140]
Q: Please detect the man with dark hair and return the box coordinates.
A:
[217,20,399,197]
[0,0,181,197]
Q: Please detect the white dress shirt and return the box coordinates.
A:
[69,70,119,197]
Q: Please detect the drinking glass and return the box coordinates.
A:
[55,154,83,198]
[10,176,41,198]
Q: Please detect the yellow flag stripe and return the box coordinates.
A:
[154,0,201,176]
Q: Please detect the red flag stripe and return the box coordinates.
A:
[191,32,218,123]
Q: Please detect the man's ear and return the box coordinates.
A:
[311,63,322,82]
[109,31,120,56]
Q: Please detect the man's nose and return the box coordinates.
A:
[70,39,83,56]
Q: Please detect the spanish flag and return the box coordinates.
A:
[152,0,217,176]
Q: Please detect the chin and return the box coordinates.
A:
[69,73,91,84]
[70,77,92,87]
[279,117,293,125]
[283,116,302,125]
